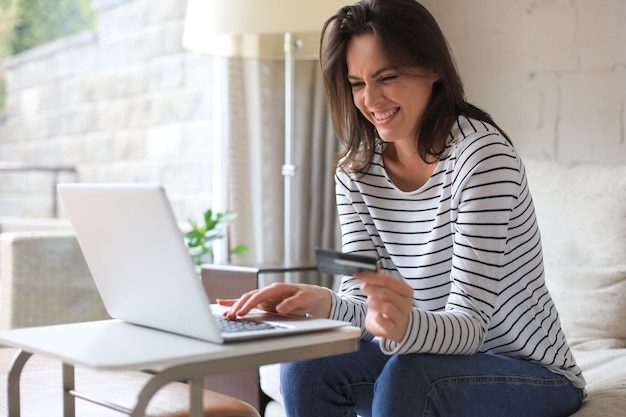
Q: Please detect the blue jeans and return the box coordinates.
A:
[279,339,583,417]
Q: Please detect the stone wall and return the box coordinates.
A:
[0,0,216,219]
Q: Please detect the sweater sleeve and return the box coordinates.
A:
[327,169,377,341]
[380,134,523,355]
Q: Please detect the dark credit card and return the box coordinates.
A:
[316,248,377,275]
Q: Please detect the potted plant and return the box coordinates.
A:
[184,208,248,273]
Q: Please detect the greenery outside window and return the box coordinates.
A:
[0,0,95,111]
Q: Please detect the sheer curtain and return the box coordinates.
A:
[225,57,341,288]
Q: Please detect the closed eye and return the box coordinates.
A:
[349,81,365,90]
[348,73,398,90]
[380,75,398,82]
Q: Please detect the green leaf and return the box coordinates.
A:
[231,244,248,254]
[185,208,248,268]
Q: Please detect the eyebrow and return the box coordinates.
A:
[347,66,396,81]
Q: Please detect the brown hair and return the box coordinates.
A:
[320,0,510,172]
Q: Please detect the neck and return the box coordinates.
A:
[382,142,438,191]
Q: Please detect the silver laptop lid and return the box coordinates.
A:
[57,183,225,343]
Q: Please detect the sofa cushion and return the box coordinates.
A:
[524,159,626,350]
[569,348,626,416]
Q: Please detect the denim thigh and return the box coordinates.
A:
[280,339,388,417]
[280,342,583,417]
[374,352,583,417]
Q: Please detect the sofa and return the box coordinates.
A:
[259,158,626,417]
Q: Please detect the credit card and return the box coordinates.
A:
[316,248,377,275]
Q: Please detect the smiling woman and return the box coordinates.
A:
[223,1,587,416]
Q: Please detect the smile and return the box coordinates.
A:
[373,108,399,122]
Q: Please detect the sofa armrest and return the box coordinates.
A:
[0,231,109,330]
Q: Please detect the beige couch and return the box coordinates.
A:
[260,158,626,417]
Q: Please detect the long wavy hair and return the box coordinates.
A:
[320,0,510,173]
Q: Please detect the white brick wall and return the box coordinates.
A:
[423,0,626,163]
[1,0,624,218]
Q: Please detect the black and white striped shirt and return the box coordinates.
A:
[327,115,585,388]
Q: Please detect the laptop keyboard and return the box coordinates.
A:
[214,315,283,333]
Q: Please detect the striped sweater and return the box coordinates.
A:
[327,115,585,389]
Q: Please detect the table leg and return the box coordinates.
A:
[7,349,32,417]
[188,376,204,417]
[62,363,76,417]
[132,366,205,417]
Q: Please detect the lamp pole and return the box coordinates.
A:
[183,0,347,266]
[282,32,297,264]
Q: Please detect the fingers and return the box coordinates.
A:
[365,306,409,342]
[272,291,310,316]
[356,270,413,298]
[354,270,413,341]
[222,283,331,320]
[365,296,411,342]
[223,288,276,319]
[365,293,406,321]
[222,283,302,319]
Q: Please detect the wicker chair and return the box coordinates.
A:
[0,230,108,330]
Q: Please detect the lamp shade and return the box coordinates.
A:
[185,0,347,35]
[183,0,347,58]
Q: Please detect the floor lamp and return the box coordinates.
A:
[183,0,346,262]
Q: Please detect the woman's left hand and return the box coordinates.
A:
[355,270,414,342]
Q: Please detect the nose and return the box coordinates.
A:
[363,83,382,108]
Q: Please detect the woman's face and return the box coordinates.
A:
[346,33,437,144]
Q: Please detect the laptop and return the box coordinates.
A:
[57,183,349,344]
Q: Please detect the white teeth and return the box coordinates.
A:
[374,108,398,121]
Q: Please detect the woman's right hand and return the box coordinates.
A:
[217,282,332,320]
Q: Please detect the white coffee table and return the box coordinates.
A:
[0,320,360,417]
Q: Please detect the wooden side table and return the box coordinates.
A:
[200,261,318,411]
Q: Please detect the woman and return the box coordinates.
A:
[220,1,585,416]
